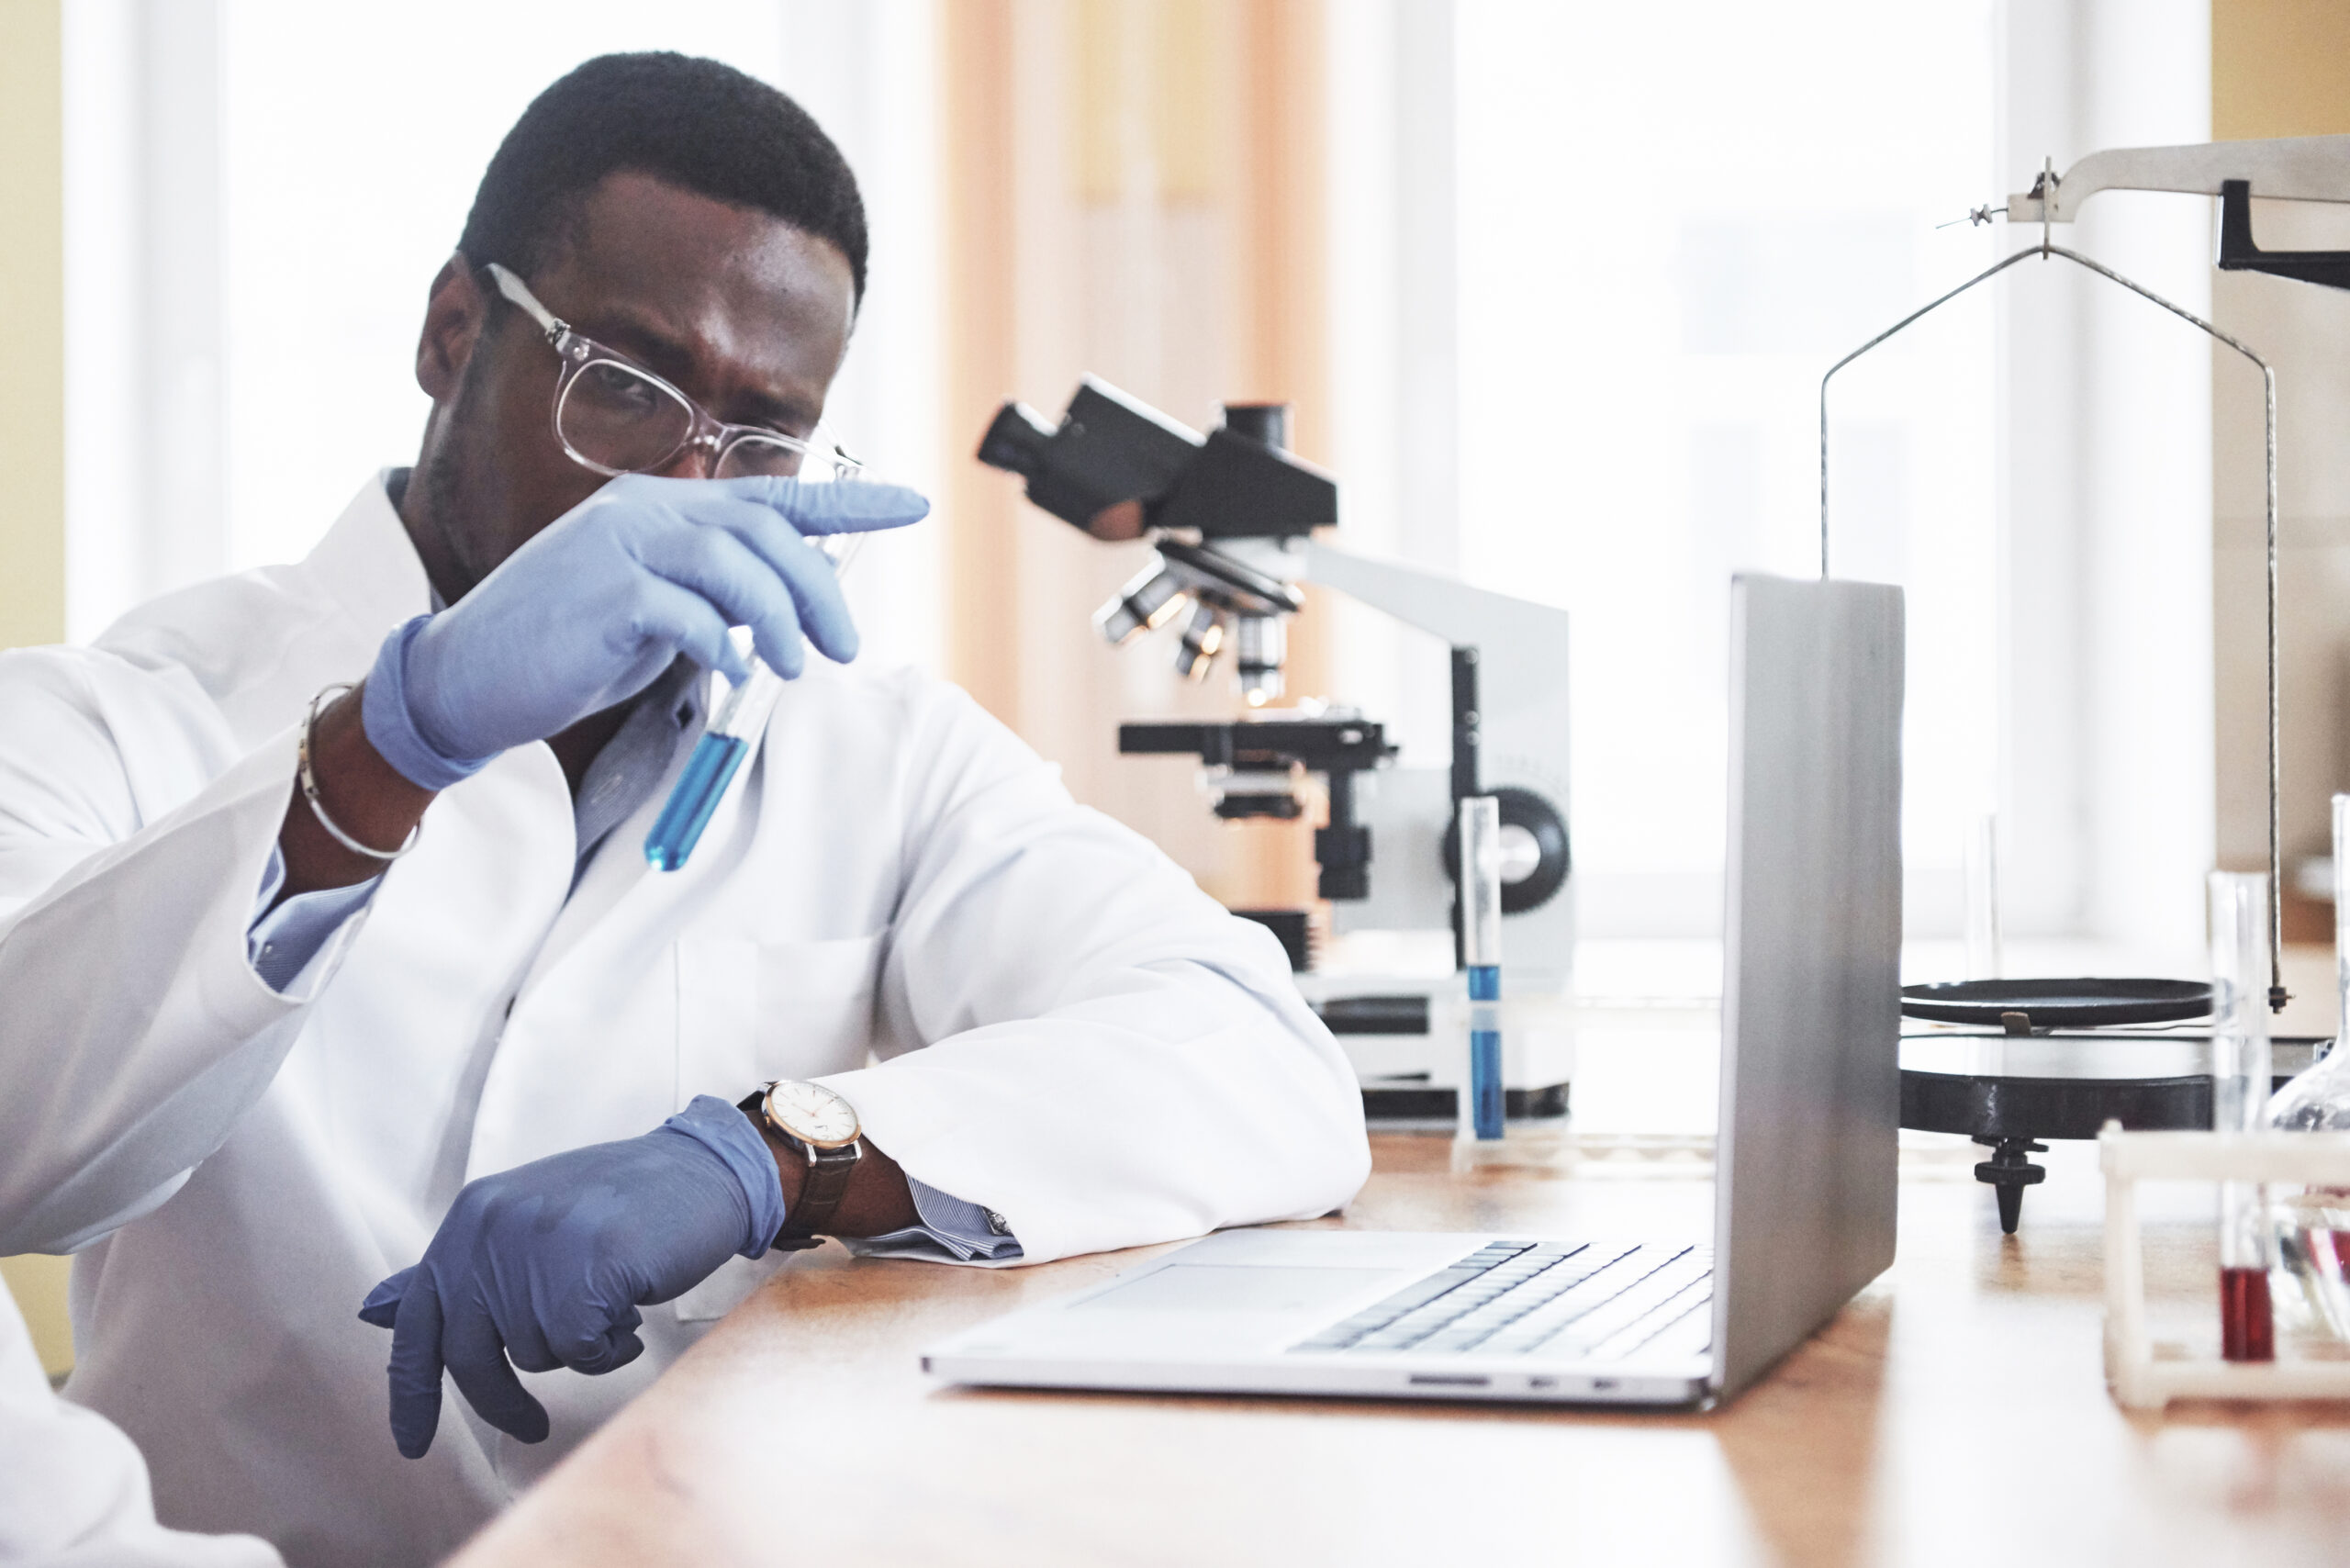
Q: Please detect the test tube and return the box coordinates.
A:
[1460,796,1505,1141]
[1964,812,2002,980]
[2210,870,2277,1361]
[644,532,862,873]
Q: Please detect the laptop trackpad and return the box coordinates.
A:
[1077,1265,1395,1314]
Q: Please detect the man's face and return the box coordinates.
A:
[410,170,857,598]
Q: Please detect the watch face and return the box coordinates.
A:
[766,1081,860,1148]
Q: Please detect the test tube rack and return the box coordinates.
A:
[2101,1122,2350,1407]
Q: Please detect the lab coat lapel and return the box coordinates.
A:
[507,670,716,993]
[464,686,725,1179]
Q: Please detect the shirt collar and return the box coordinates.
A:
[298,468,435,639]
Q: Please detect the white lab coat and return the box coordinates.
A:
[0,1278,283,1568]
[0,476,1369,1566]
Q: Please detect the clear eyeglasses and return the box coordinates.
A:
[483,260,860,484]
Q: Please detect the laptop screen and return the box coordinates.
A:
[1709,573,1905,1399]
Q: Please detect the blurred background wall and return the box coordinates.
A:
[2210,0,2350,937]
[0,0,62,653]
[942,0,1332,913]
[0,0,73,1382]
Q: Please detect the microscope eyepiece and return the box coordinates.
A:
[977,402,1057,478]
[975,377,1334,543]
[1218,403,1291,450]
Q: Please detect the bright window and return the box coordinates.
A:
[1447,0,2000,935]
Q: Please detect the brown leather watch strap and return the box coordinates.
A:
[740,1088,862,1251]
[774,1142,858,1250]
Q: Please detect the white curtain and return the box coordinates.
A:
[1328,0,2215,956]
[1997,0,2213,960]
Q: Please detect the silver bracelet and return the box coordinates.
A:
[299,683,421,862]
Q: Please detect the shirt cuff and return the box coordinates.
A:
[850,1178,1024,1262]
[247,846,381,993]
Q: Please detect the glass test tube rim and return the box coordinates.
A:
[707,531,865,739]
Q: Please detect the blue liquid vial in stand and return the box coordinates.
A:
[1460,795,1506,1141]
[645,532,861,872]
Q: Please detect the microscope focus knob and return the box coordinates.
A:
[1442,787,1571,914]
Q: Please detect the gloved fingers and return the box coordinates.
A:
[384,1272,449,1460]
[441,1291,552,1447]
[358,1265,416,1329]
[636,521,837,677]
[711,475,932,535]
[544,1300,647,1376]
[688,497,867,666]
[624,577,755,684]
[497,1301,563,1376]
[596,1322,648,1374]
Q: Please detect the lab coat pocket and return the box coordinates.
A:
[675,932,885,1103]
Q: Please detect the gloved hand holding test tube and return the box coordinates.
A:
[363,474,928,811]
[646,530,865,872]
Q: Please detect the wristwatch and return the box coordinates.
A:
[738,1081,864,1251]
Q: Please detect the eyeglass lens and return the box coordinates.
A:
[555,356,848,481]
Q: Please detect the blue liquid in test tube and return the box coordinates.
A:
[643,730,753,871]
[644,531,861,872]
[1469,964,1504,1139]
[1459,795,1506,1141]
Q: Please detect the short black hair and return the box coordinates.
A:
[457,52,867,302]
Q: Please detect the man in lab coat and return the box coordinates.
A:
[0,51,1368,1565]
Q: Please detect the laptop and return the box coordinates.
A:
[922,574,1904,1408]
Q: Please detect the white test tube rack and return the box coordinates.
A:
[2101,1122,2350,1407]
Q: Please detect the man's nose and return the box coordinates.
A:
[652,434,722,481]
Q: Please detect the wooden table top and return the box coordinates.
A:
[450,1134,2350,1567]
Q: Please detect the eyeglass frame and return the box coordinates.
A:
[480,259,861,483]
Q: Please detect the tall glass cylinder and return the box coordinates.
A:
[1964,812,2002,980]
[1458,796,1505,1142]
[2210,870,2276,1361]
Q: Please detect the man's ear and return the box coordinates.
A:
[417,254,491,403]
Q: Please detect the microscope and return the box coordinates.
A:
[978,377,1574,1126]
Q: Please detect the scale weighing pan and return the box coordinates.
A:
[1899,978,2212,1029]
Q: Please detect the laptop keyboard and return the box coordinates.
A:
[1289,1240,1714,1361]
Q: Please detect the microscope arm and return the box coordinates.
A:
[1293,532,1572,816]
[1297,540,1563,651]
[2007,133,2350,222]
[1286,538,1575,961]
[1292,542,1570,746]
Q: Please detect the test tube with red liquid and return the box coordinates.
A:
[2210,871,2276,1361]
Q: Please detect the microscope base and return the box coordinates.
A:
[1305,981,1575,1131]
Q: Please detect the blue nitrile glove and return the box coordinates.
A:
[356,1094,786,1460]
[364,473,929,789]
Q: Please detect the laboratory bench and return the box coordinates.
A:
[448,1127,2350,1568]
